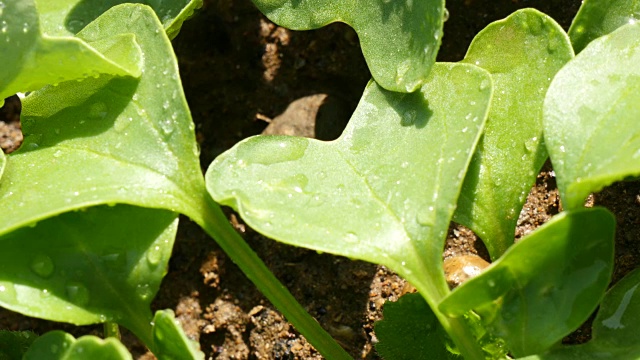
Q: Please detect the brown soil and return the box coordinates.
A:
[2,0,640,359]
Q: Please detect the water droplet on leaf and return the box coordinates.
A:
[401,110,417,126]
[416,205,436,227]
[147,245,162,266]
[0,282,17,302]
[237,137,308,165]
[344,232,359,244]
[136,283,153,300]
[66,282,90,305]
[88,102,107,119]
[30,253,54,278]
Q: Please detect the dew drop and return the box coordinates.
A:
[416,205,436,227]
[401,110,417,126]
[160,119,174,135]
[0,281,17,302]
[101,250,127,270]
[162,100,170,110]
[53,150,62,158]
[65,282,90,306]
[442,8,449,22]
[524,136,538,152]
[88,102,108,119]
[30,253,55,278]
[22,22,28,33]
[1,21,7,33]
[479,78,490,91]
[237,137,308,165]
[146,245,162,266]
[560,145,566,153]
[67,19,85,32]
[344,232,359,244]
[136,283,153,300]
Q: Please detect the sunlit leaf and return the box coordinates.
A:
[250,0,445,92]
[455,9,573,259]
[35,0,203,39]
[569,0,640,53]
[0,205,177,337]
[206,63,491,309]
[0,0,142,105]
[440,208,615,357]
[544,23,640,210]
[520,268,640,359]
[0,4,205,235]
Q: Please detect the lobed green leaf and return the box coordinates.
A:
[440,207,615,357]
[23,331,132,360]
[569,0,640,54]
[152,310,205,360]
[0,0,143,105]
[543,23,640,211]
[250,0,445,93]
[455,9,574,259]
[0,4,204,235]
[0,205,177,333]
[206,63,491,307]
[520,268,640,359]
[35,0,203,39]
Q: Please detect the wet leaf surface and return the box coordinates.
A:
[455,9,574,259]
[440,207,615,357]
[250,0,445,92]
[544,23,640,210]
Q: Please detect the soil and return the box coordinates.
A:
[2,0,640,359]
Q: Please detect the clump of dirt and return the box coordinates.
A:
[2,0,639,359]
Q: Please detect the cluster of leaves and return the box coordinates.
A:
[206,0,640,359]
[0,0,350,359]
[1,0,640,359]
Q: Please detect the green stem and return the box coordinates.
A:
[193,196,352,360]
[103,322,121,340]
[410,276,486,360]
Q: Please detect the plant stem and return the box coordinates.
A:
[410,276,486,360]
[194,195,352,360]
[103,321,121,340]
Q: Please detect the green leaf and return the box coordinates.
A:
[0,205,177,335]
[543,23,640,211]
[206,63,491,309]
[519,268,640,360]
[0,4,204,235]
[0,4,350,358]
[250,0,445,93]
[569,0,640,54]
[23,331,132,360]
[455,9,574,259]
[0,330,38,360]
[152,310,205,360]
[35,0,203,39]
[0,0,143,105]
[439,207,615,357]
[0,150,5,181]
[375,293,458,360]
